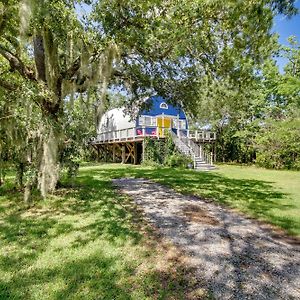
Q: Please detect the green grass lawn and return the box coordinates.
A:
[0,163,299,299]
[81,163,300,236]
[0,168,208,300]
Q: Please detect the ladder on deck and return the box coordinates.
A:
[170,131,216,171]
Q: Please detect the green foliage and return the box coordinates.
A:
[164,153,192,168]
[0,166,205,299]
[0,0,298,198]
[215,121,258,164]
[143,138,165,165]
[255,119,300,170]
[199,35,300,169]
[0,70,43,189]
[92,0,297,113]
[143,134,191,168]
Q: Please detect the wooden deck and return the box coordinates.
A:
[91,126,216,145]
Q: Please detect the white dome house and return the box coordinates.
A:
[92,96,216,167]
[98,107,135,133]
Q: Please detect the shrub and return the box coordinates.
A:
[143,134,191,168]
[255,118,300,170]
[164,153,192,168]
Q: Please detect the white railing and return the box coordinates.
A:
[93,127,216,144]
[170,131,194,157]
[94,126,169,143]
[171,131,214,166]
[185,130,216,141]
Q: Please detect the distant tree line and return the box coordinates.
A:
[207,37,300,169]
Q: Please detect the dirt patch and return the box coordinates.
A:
[182,204,219,226]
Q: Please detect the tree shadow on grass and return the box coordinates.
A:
[52,176,143,245]
[111,176,300,299]
[0,171,206,299]
[81,166,298,235]
[0,251,133,300]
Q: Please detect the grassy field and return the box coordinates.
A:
[0,163,299,299]
[0,168,209,300]
[80,163,300,236]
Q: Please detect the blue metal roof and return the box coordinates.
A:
[139,96,186,119]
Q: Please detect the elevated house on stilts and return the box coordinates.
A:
[91,96,216,170]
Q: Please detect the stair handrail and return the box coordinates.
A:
[177,130,213,165]
[178,131,202,158]
[170,131,194,157]
[170,131,197,168]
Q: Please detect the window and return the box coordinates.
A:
[172,119,185,129]
[145,116,156,126]
[160,102,168,109]
[139,116,145,125]
[139,116,156,126]
[173,119,178,128]
[145,117,152,126]
[179,120,186,129]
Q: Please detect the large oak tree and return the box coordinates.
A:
[0,0,296,198]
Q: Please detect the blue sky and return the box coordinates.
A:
[272,0,300,71]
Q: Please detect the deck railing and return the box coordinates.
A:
[186,130,216,141]
[92,126,216,144]
[170,131,214,166]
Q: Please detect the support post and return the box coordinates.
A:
[162,113,164,137]
[142,139,145,163]
[104,145,108,162]
[200,144,203,159]
[134,142,138,165]
[121,144,126,164]
[113,144,116,162]
[214,142,217,163]
[97,145,100,162]
[177,114,180,137]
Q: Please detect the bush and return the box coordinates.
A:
[143,134,191,168]
[164,153,192,168]
[255,118,300,170]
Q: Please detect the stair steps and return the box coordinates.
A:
[170,132,216,171]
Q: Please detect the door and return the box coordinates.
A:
[157,117,171,137]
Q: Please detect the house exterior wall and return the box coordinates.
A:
[137,96,188,132]
[97,96,187,135]
[97,108,135,134]
[138,96,186,119]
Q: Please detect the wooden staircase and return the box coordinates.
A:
[170,131,216,171]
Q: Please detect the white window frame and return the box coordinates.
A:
[179,120,186,129]
[139,115,156,126]
[160,102,168,109]
[139,116,145,125]
[172,119,178,129]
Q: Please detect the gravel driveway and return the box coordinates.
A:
[113,178,300,300]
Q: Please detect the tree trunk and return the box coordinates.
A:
[15,162,25,188]
[24,182,32,204]
[37,125,61,198]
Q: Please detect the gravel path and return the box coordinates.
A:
[113,178,300,300]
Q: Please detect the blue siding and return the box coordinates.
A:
[139,96,186,119]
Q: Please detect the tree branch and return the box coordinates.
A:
[0,45,35,81]
[33,35,46,82]
[62,56,81,80]
[0,78,18,91]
